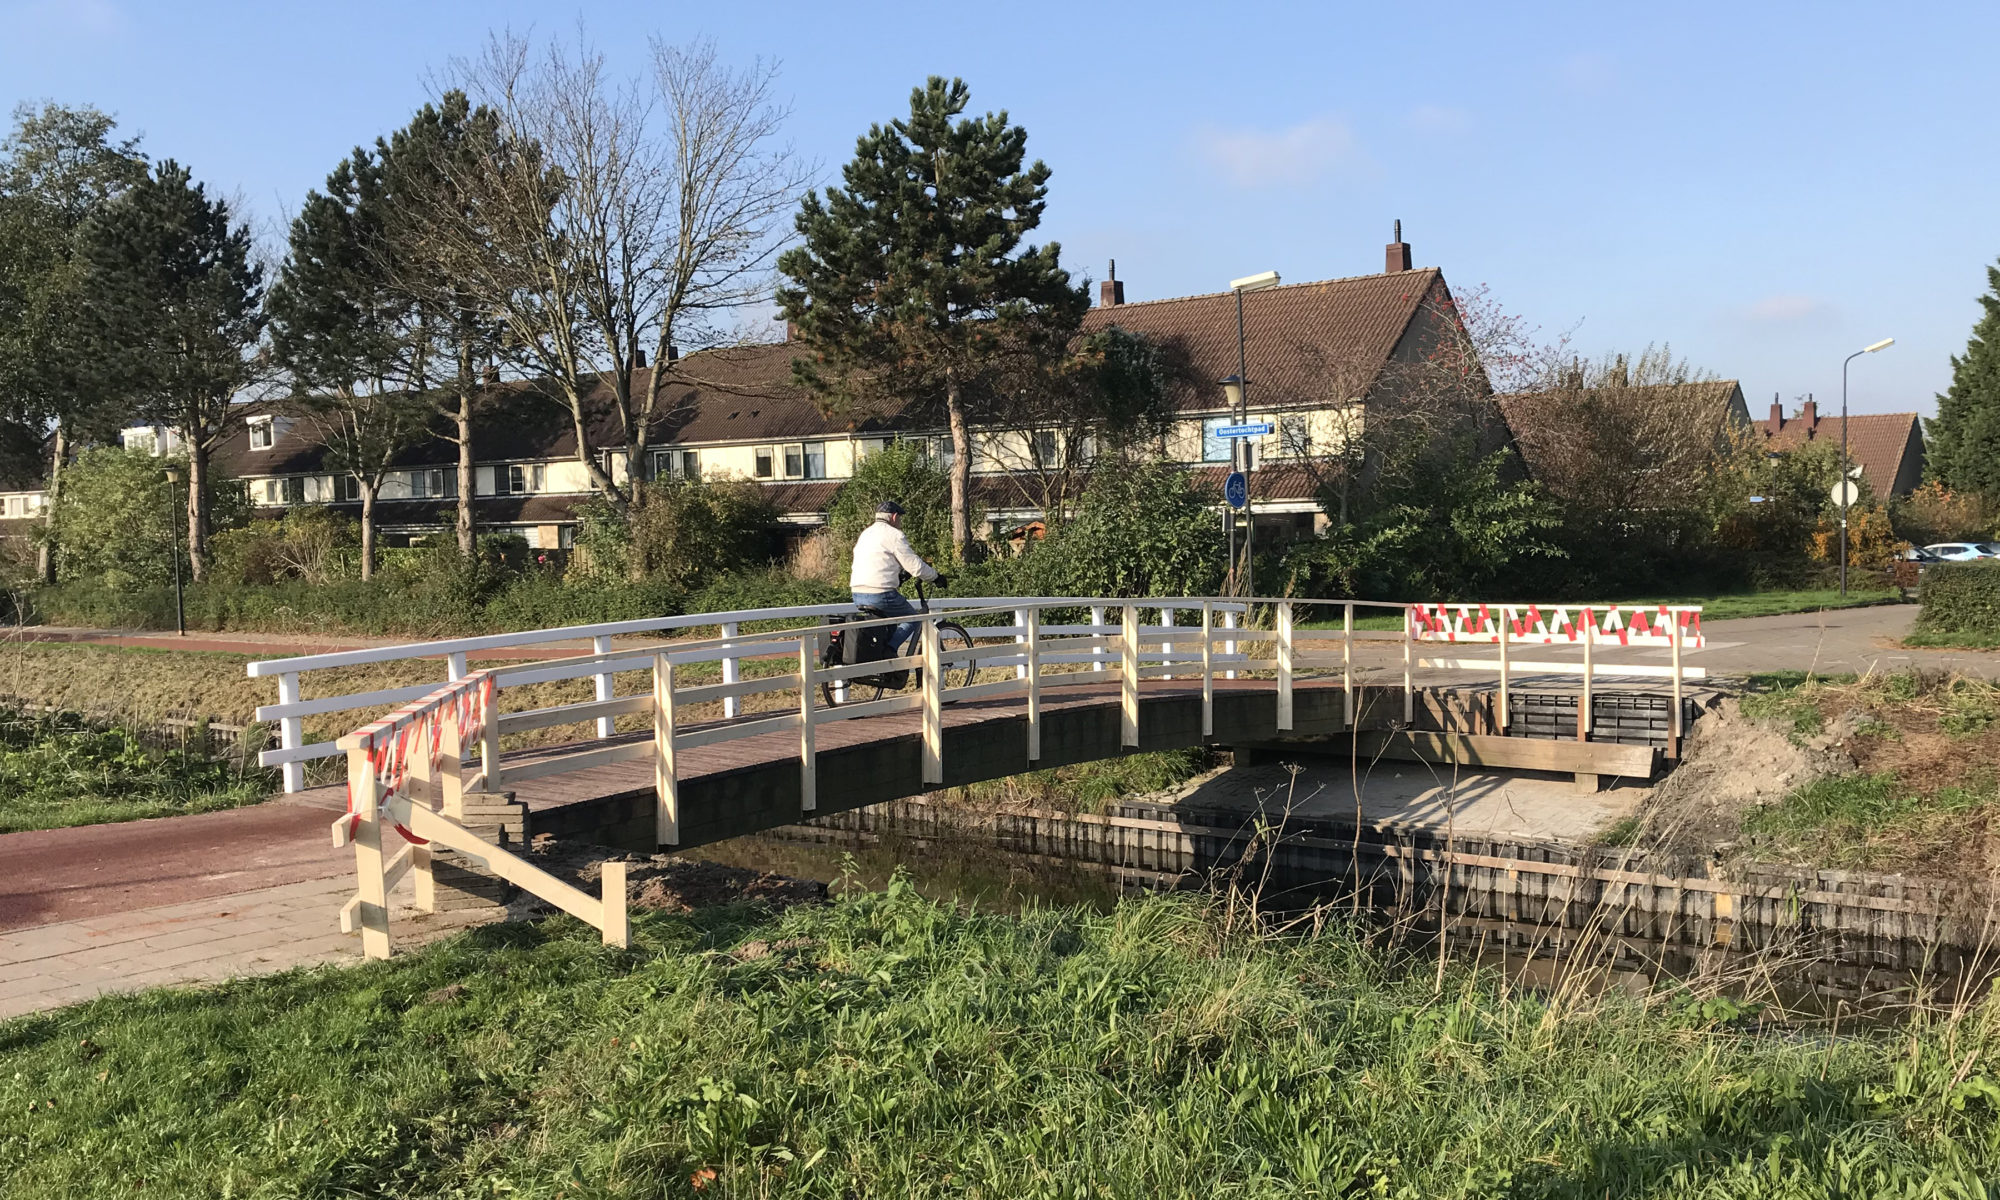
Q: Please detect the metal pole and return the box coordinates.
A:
[1840,356,1859,599]
[171,485,185,636]
[1236,288,1254,596]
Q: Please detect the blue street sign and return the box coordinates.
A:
[1212,422,1274,439]
[1224,471,1248,509]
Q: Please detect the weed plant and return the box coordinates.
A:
[0,708,275,833]
[6,878,2000,1196]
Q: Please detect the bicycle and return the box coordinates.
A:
[820,578,976,706]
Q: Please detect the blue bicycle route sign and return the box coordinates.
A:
[1224,471,1248,509]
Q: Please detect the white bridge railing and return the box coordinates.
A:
[312,597,1704,958]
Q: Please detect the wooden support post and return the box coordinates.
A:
[600,861,629,948]
[798,640,816,813]
[653,654,679,847]
[479,699,501,792]
[1498,614,1511,733]
[1160,607,1174,680]
[1276,600,1294,732]
[720,621,741,718]
[447,651,468,681]
[1026,606,1043,762]
[1200,602,1214,738]
[1091,606,1106,673]
[1670,614,1684,759]
[346,747,391,959]
[1015,607,1030,680]
[404,721,439,914]
[593,635,615,738]
[278,672,304,793]
[1342,602,1355,727]
[921,618,943,785]
[1120,603,1140,748]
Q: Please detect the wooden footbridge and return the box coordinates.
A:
[248,597,1707,958]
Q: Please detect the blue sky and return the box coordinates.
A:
[5,0,1994,416]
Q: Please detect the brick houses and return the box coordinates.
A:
[1757,396,1927,497]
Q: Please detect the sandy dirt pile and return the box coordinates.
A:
[1630,697,1854,856]
[515,835,828,915]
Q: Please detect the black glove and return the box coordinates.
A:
[931,573,949,590]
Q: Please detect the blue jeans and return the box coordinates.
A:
[852,590,920,657]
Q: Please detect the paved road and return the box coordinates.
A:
[1695,604,2000,679]
[0,797,350,932]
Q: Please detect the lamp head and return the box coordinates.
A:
[1218,374,1245,408]
[1864,337,1894,353]
[162,467,181,486]
[1228,270,1281,293]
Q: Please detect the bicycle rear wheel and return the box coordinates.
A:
[937,622,976,693]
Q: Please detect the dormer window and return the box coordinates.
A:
[248,418,274,451]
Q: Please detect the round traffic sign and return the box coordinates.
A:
[1224,471,1248,509]
[1830,479,1860,507]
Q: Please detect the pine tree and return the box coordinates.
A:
[268,147,430,580]
[81,159,264,580]
[777,77,1087,557]
[1927,260,2000,503]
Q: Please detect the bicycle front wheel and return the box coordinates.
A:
[936,622,977,694]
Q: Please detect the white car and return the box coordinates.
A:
[1921,542,1996,561]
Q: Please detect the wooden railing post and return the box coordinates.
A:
[600,861,629,948]
[1402,606,1415,725]
[1670,614,1684,759]
[1200,601,1214,738]
[1120,603,1140,748]
[1091,605,1107,673]
[921,618,944,785]
[1342,602,1355,728]
[1223,608,1238,681]
[479,703,501,793]
[653,653,679,847]
[1579,610,1595,743]
[1498,612,1511,734]
[1276,600,1294,732]
[447,651,468,681]
[1160,606,1174,681]
[720,621,742,718]
[1026,605,1043,762]
[1014,607,1030,680]
[798,640,817,813]
[278,672,304,793]
[593,635,616,738]
[346,746,391,959]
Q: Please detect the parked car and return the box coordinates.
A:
[1902,546,1947,563]
[1920,542,1994,561]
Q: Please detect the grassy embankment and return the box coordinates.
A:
[1727,670,2000,874]
[6,881,2000,1197]
[0,709,275,834]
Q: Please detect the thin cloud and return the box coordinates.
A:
[1746,293,1834,323]
[1192,116,1359,188]
[7,0,128,36]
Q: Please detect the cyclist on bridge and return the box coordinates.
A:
[850,500,946,655]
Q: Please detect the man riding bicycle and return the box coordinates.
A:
[850,500,946,655]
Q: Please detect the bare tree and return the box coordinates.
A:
[427,28,804,521]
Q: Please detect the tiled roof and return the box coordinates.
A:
[1760,408,1925,496]
[1080,269,1446,413]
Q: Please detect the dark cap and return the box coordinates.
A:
[876,500,904,516]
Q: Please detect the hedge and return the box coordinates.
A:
[1913,560,2000,636]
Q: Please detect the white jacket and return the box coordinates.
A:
[849,518,938,592]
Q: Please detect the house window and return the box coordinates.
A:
[335,475,361,502]
[857,437,892,460]
[558,524,577,549]
[1031,430,1057,467]
[783,443,805,478]
[248,419,274,451]
[1279,413,1311,457]
[1202,420,1235,463]
[505,464,546,494]
[409,468,456,499]
[653,448,700,481]
[281,477,305,505]
[803,441,826,479]
[753,446,774,479]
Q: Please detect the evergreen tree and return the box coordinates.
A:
[268,147,430,580]
[81,160,265,580]
[0,102,146,580]
[777,77,1088,557]
[1927,259,2000,504]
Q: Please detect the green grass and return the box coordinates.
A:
[10,885,2000,1197]
[1904,627,2000,649]
[1740,772,1998,869]
[0,709,276,833]
[1632,588,1900,622]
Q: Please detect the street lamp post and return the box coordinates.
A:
[1223,270,1280,596]
[1838,337,1895,598]
[162,466,186,636]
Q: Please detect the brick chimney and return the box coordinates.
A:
[634,347,648,369]
[666,342,679,363]
[1800,396,1817,430]
[1768,393,1783,430]
[1099,259,1124,307]
[1385,219,1412,273]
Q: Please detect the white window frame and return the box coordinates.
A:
[248,418,274,451]
[753,446,775,479]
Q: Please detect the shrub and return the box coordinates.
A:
[828,443,958,568]
[1915,560,2000,637]
[49,447,184,590]
[1893,480,1994,546]
[685,566,847,624]
[482,569,686,631]
[570,481,780,589]
[1015,461,1225,598]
